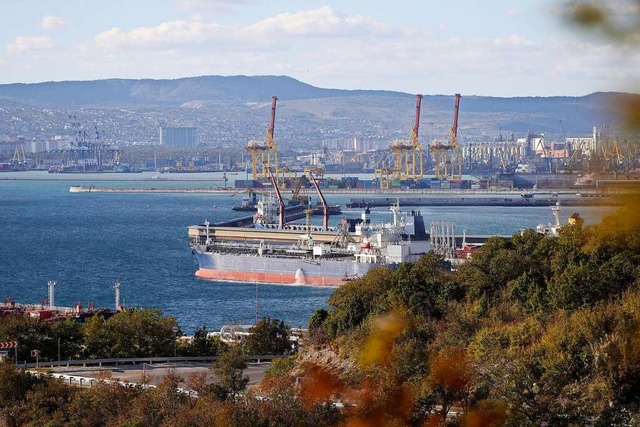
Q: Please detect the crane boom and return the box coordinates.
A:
[267,96,278,149]
[412,94,423,148]
[267,167,285,229]
[309,172,329,230]
[451,93,461,147]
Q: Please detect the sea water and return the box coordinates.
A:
[0,172,611,333]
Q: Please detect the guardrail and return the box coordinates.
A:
[18,355,279,369]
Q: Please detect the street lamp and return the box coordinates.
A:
[172,326,178,358]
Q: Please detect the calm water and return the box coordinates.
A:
[0,172,611,333]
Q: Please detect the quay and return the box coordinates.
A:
[346,195,616,208]
[70,185,603,197]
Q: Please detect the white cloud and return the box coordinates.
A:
[15,6,635,95]
[248,7,389,37]
[178,0,258,14]
[92,7,390,52]
[6,36,54,54]
[41,16,68,30]
[94,21,226,49]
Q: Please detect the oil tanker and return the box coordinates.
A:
[188,172,429,286]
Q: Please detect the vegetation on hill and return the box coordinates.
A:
[1,197,639,426]
[298,195,640,425]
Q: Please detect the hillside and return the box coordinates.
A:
[0,75,635,147]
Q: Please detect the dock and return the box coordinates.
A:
[346,195,616,208]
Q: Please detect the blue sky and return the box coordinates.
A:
[1,0,638,96]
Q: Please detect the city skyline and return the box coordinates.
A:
[1,0,639,97]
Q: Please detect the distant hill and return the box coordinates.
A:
[0,75,376,106]
[0,75,636,142]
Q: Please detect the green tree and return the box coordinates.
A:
[244,317,290,355]
[81,314,111,358]
[0,364,42,410]
[307,308,330,345]
[0,315,52,361]
[393,252,449,319]
[82,309,179,358]
[51,318,84,361]
[210,346,250,402]
[324,266,397,337]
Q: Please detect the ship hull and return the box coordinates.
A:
[193,250,376,286]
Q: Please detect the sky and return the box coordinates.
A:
[1,0,639,96]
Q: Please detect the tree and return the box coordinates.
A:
[324,266,397,337]
[81,314,111,358]
[82,309,179,358]
[423,347,476,422]
[244,317,290,355]
[210,346,249,402]
[393,252,449,319]
[0,364,42,409]
[307,308,330,345]
[185,325,226,356]
[0,314,52,361]
[51,318,84,361]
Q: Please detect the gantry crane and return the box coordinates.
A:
[245,96,279,180]
[430,94,462,180]
[390,94,423,180]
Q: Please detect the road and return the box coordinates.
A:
[48,361,270,390]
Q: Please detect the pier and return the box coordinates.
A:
[346,195,616,208]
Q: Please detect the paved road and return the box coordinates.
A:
[50,362,270,389]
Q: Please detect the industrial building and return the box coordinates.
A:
[160,127,198,148]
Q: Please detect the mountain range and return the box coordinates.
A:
[0,75,635,146]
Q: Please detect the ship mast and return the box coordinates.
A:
[48,280,57,308]
[113,278,121,311]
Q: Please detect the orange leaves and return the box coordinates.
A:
[462,400,509,427]
[617,94,640,130]
[359,311,408,368]
[427,347,474,394]
[582,193,640,256]
[565,2,606,27]
[298,363,345,407]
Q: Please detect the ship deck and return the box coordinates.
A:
[188,225,361,244]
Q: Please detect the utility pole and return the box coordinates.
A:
[172,326,178,358]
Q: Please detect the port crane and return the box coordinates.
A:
[246,96,279,180]
[390,94,423,180]
[430,93,462,180]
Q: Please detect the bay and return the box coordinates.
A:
[0,171,611,333]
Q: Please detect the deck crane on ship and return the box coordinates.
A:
[309,172,330,230]
[267,167,286,229]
